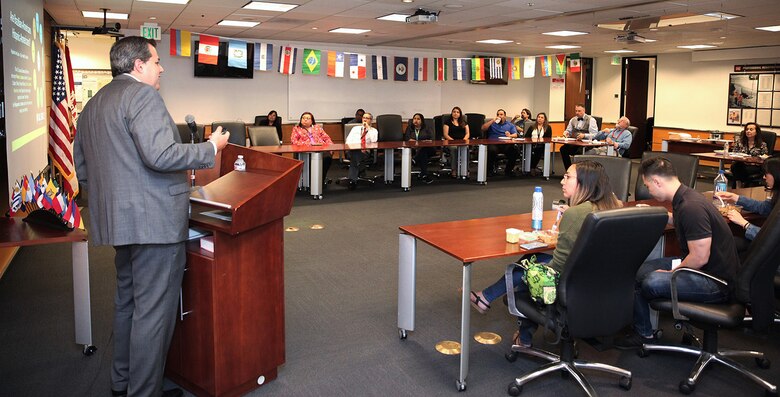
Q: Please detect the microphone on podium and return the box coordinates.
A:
[185,114,198,143]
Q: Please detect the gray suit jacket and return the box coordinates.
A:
[75,74,215,246]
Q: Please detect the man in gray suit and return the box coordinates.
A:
[74,37,230,397]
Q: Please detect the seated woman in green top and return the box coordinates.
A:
[470,160,622,346]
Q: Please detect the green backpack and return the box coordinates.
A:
[519,255,560,305]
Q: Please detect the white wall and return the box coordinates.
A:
[591,57,621,123]
[654,52,780,132]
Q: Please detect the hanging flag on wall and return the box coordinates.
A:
[302,48,321,74]
[197,34,219,65]
[49,42,78,197]
[169,29,191,57]
[227,40,247,68]
[488,57,502,79]
[523,57,535,78]
[349,53,367,79]
[278,46,297,74]
[413,57,428,81]
[254,43,273,71]
[471,57,485,81]
[435,58,447,81]
[569,52,581,72]
[372,55,388,80]
[554,53,566,75]
[508,57,521,80]
[452,58,469,80]
[328,51,344,77]
[394,57,408,81]
[539,55,553,77]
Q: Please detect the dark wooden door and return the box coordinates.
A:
[623,59,649,156]
[564,57,593,120]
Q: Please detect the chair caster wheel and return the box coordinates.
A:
[756,357,771,369]
[456,380,466,392]
[638,348,649,358]
[679,380,695,395]
[619,376,632,390]
[313,195,322,200]
[508,382,522,396]
[505,351,519,362]
[399,329,407,340]
[83,345,97,356]
[402,188,410,192]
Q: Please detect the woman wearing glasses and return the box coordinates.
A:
[469,160,622,347]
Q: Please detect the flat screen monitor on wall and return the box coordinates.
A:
[193,41,254,79]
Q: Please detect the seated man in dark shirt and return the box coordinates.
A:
[481,108,519,176]
[615,156,739,348]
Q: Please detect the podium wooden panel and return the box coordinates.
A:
[166,144,302,397]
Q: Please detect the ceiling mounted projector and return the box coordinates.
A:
[616,31,649,44]
[406,9,439,24]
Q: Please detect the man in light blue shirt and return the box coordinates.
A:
[584,116,633,157]
[482,109,519,176]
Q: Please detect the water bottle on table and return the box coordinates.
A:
[532,186,543,230]
[234,155,246,172]
[713,170,728,207]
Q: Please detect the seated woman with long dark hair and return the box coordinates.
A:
[261,110,283,142]
[523,112,552,174]
[469,160,622,346]
[405,113,436,184]
[730,122,768,187]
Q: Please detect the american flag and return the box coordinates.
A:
[48,42,78,197]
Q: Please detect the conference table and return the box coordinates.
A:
[252,138,556,199]
[395,202,678,391]
[0,217,94,355]
[692,151,766,171]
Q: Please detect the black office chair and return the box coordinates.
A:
[465,113,485,140]
[573,155,632,202]
[341,116,355,125]
[211,121,247,147]
[505,207,668,396]
[634,152,698,200]
[592,116,603,131]
[254,115,268,126]
[624,126,640,158]
[638,202,780,396]
[247,126,281,146]
[175,123,204,144]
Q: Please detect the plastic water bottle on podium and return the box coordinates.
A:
[234,155,246,172]
[532,186,544,230]
[713,170,728,206]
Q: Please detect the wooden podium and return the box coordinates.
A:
[165,144,302,397]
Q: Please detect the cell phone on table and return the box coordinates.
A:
[520,241,548,250]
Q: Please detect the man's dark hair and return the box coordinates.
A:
[575,103,586,109]
[639,156,678,179]
[110,36,156,77]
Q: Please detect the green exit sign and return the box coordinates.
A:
[141,23,160,40]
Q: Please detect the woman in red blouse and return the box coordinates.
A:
[291,111,333,182]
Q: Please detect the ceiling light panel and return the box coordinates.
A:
[82,11,128,19]
[545,45,581,49]
[329,28,370,34]
[218,20,260,27]
[137,0,190,4]
[477,39,513,44]
[542,30,588,37]
[377,14,410,22]
[243,2,299,12]
[756,25,780,32]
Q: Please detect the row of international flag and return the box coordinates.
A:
[169,29,583,81]
[10,172,84,230]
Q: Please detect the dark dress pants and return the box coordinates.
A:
[112,243,186,397]
[488,145,519,175]
[559,144,580,171]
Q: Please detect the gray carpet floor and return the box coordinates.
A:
[1,158,778,397]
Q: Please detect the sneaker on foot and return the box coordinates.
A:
[613,331,656,350]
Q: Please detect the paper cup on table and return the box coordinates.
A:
[506,228,521,243]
